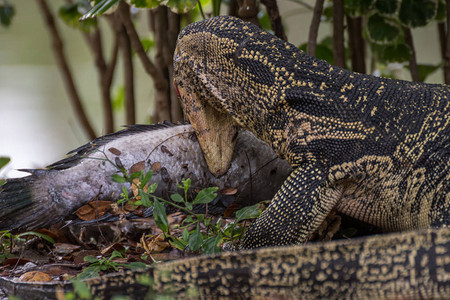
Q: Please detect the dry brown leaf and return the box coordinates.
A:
[221,187,238,195]
[53,243,81,255]
[101,242,126,256]
[130,161,145,174]
[108,147,121,156]
[2,257,30,267]
[19,271,51,282]
[75,201,112,221]
[151,162,161,173]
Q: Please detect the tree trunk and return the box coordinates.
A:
[403,27,419,82]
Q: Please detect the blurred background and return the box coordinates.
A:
[0,0,443,177]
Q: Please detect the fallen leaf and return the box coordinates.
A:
[220,187,238,195]
[151,162,161,173]
[2,257,30,267]
[75,201,112,221]
[130,161,145,174]
[19,271,51,282]
[101,242,126,256]
[108,147,121,156]
[53,243,81,256]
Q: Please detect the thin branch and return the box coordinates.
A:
[332,0,346,68]
[307,0,324,56]
[83,28,114,133]
[119,23,136,125]
[403,27,419,82]
[260,0,287,41]
[117,1,166,90]
[36,0,96,139]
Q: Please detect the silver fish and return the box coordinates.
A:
[0,122,290,231]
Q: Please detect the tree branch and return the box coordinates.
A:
[260,0,287,41]
[83,28,114,133]
[36,0,96,139]
[332,0,346,68]
[117,1,166,89]
[307,0,324,56]
[119,23,136,125]
[403,27,419,82]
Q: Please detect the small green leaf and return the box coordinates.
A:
[182,228,189,241]
[119,262,148,269]
[381,44,411,62]
[171,193,184,203]
[0,157,10,169]
[139,190,151,207]
[77,265,102,280]
[417,64,441,82]
[399,0,437,27]
[147,182,158,194]
[141,170,153,187]
[59,3,97,31]
[235,204,262,224]
[80,0,119,20]
[193,187,218,204]
[366,13,400,44]
[141,38,155,52]
[16,231,55,244]
[153,198,168,232]
[374,0,397,15]
[202,236,222,254]
[110,250,123,259]
[83,256,99,263]
[169,236,187,250]
[111,174,127,183]
[188,225,203,252]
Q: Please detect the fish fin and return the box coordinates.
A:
[0,173,66,231]
[47,122,188,170]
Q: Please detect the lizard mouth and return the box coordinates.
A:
[175,83,238,177]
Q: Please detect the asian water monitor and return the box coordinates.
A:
[173,16,450,249]
[1,228,449,299]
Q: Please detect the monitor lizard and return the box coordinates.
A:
[173,16,449,249]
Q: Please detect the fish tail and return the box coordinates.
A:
[0,172,58,231]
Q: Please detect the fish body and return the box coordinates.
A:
[0,123,290,231]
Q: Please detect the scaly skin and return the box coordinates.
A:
[173,16,450,249]
[1,228,449,299]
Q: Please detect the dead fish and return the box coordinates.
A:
[0,122,290,231]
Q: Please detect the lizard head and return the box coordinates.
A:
[173,16,276,176]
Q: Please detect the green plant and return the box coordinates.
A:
[0,230,55,264]
[106,153,263,255]
[77,250,146,280]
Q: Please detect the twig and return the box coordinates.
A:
[83,28,115,132]
[36,0,96,139]
[119,23,136,124]
[346,16,366,73]
[307,0,324,56]
[403,27,419,82]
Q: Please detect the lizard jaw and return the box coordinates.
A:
[176,84,238,177]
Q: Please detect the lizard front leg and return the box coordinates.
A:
[241,164,342,248]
